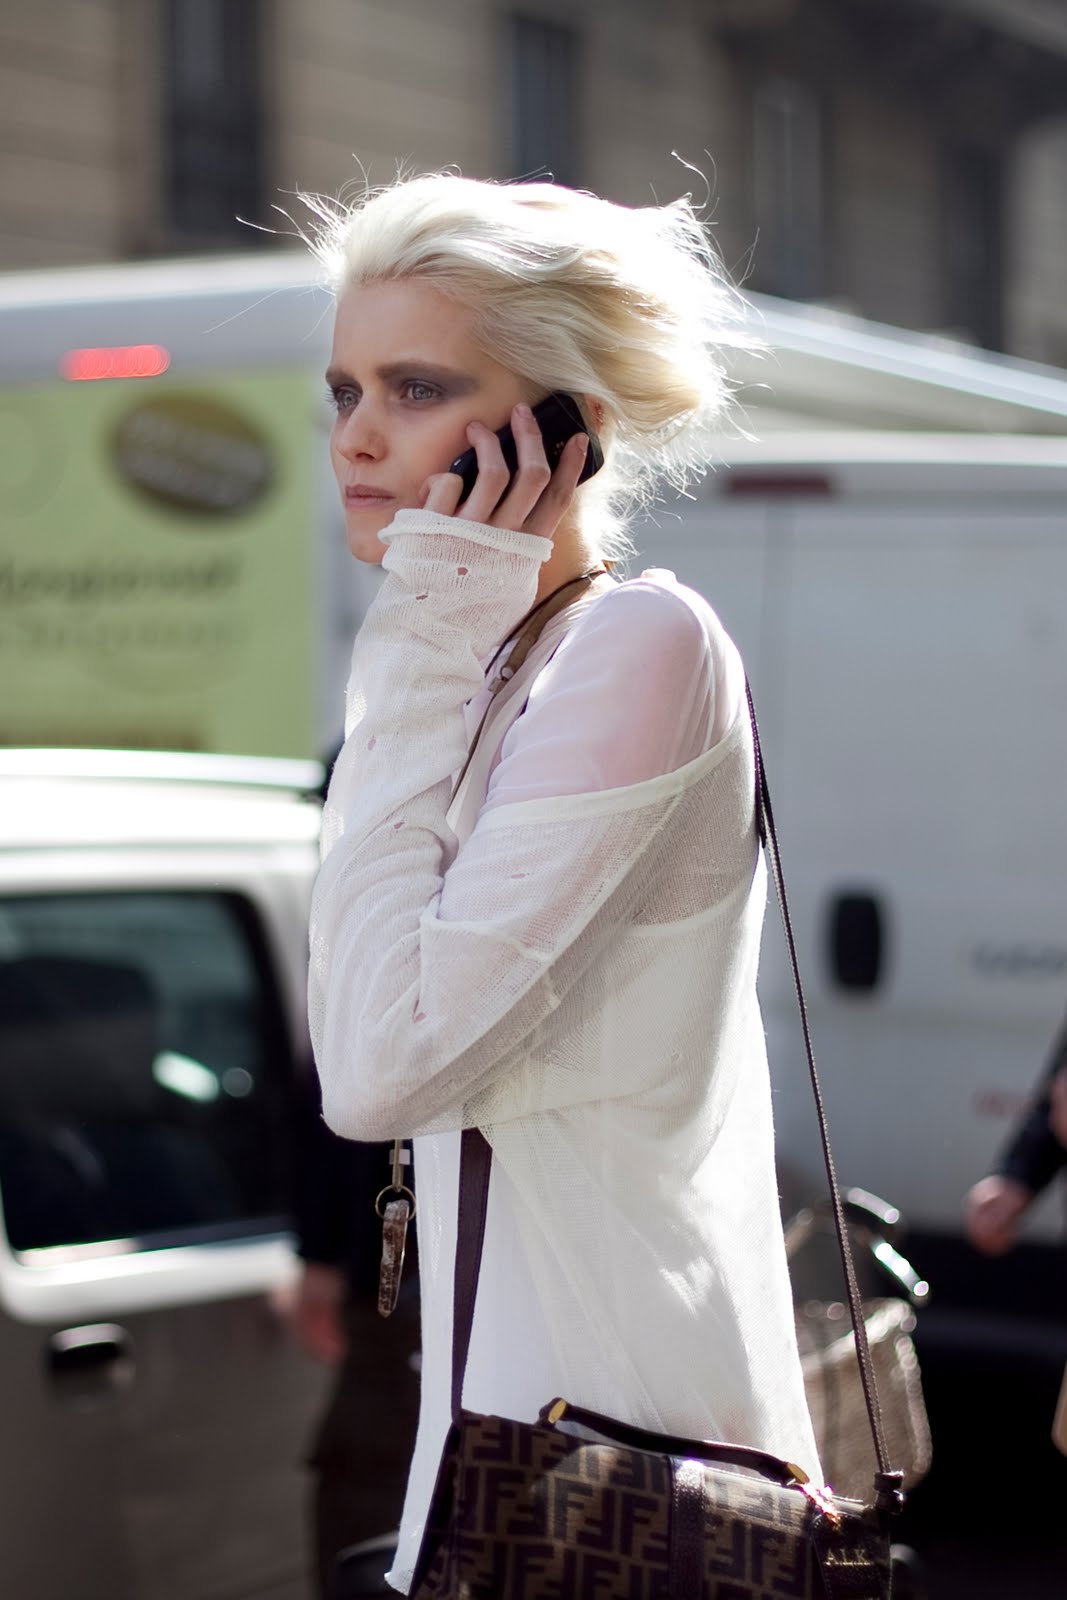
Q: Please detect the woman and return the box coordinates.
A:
[305,172,820,1595]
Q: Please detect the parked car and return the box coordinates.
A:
[0,748,328,1599]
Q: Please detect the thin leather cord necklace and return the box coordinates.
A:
[376,561,610,1317]
[450,564,610,802]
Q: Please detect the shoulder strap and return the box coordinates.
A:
[379,567,609,1279]
[745,682,903,1513]
[450,567,609,802]
[450,676,905,1512]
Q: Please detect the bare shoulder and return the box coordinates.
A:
[563,569,740,679]
[498,568,745,795]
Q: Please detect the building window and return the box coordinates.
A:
[161,0,265,246]
[749,76,824,301]
[509,14,582,187]
[943,145,1004,350]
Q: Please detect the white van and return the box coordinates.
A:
[632,432,1067,1338]
[0,750,327,1599]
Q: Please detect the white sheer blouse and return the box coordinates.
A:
[307,509,820,1594]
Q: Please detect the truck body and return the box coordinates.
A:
[4,251,1066,762]
[630,433,1067,1342]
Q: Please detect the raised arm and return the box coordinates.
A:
[308,515,727,1140]
[996,1018,1067,1195]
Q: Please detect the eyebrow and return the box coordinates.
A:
[324,360,479,391]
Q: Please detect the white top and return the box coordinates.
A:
[308,509,821,1594]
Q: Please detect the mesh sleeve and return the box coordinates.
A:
[307,515,720,1140]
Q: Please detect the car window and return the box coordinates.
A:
[0,891,294,1259]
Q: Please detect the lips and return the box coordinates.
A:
[344,485,395,508]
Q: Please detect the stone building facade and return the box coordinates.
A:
[2,0,1067,363]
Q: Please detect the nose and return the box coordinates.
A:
[335,398,386,463]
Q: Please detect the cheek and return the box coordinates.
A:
[409,411,476,475]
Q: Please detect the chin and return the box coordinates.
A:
[345,508,396,565]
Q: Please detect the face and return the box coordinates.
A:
[327,278,536,563]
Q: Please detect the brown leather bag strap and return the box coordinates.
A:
[535,1398,816,1489]
[381,566,609,1275]
[746,680,903,1514]
[447,566,608,1408]
[452,1125,493,1419]
[449,566,608,802]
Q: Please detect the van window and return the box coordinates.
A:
[0,891,294,1258]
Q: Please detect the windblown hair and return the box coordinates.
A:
[302,171,752,560]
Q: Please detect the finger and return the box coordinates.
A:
[492,403,552,526]
[422,471,465,515]
[523,430,590,541]
[456,420,511,524]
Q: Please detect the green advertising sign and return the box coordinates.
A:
[0,368,316,758]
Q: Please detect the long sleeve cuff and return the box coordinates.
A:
[379,508,553,564]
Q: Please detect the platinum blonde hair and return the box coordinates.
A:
[303,172,752,562]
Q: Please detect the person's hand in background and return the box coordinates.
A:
[963,1174,1033,1256]
[289,1261,349,1365]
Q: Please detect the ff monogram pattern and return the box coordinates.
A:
[410,1412,891,1600]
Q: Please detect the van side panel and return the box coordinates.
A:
[762,503,1067,1238]
[638,474,1067,1279]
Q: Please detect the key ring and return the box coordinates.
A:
[375,1184,417,1220]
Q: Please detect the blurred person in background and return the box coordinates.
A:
[964,1014,1067,1255]
[291,1064,420,1598]
[302,170,821,1596]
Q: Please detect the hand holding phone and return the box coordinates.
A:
[447,391,604,507]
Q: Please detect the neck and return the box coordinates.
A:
[534,512,605,604]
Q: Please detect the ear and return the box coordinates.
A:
[585,396,605,433]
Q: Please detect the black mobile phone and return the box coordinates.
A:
[447,390,604,505]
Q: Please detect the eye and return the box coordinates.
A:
[327,384,359,415]
[401,379,441,403]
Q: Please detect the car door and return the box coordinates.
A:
[0,859,328,1599]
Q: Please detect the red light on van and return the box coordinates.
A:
[60,344,171,382]
[724,472,833,497]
